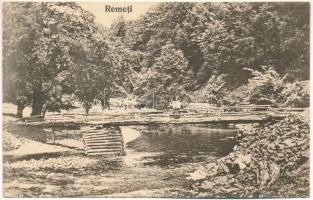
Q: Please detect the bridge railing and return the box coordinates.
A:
[42,106,269,122]
[24,105,306,125]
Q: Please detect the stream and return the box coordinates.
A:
[3,125,238,197]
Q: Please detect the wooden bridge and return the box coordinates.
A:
[24,105,304,126]
[21,105,305,156]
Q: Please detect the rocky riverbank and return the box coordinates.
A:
[4,156,98,171]
[188,114,309,198]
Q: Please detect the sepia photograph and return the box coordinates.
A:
[2,1,310,198]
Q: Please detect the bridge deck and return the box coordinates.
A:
[97,114,285,126]
[21,111,287,127]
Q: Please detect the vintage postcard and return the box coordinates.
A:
[2,1,310,198]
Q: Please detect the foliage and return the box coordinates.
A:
[225,67,285,105]
[125,2,309,95]
[3,2,109,116]
[225,67,309,107]
[134,43,193,108]
[191,3,309,85]
[3,3,37,117]
[69,29,112,114]
[280,81,309,108]
[3,2,309,114]
[190,75,226,104]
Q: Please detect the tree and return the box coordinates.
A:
[69,31,111,115]
[134,43,193,108]
[125,2,309,94]
[3,2,102,116]
[3,2,39,117]
[104,17,143,107]
[191,2,309,86]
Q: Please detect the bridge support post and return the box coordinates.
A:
[51,128,55,144]
[152,89,155,109]
[219,108,221,118]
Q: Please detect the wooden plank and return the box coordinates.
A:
[83,135,121,140]
[87,151,125,156]
[86,142,122,146]
[83,135,122,140]
[86,145,123,149]
[86,148,124,153]
[83,132,121,137]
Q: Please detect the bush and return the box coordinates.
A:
[225,67,309,108]
[279,81,309,108]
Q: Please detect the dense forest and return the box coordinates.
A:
[3,2,310,117]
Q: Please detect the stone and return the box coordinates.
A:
[189,114,309,197]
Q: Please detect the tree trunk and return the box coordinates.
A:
[16,104,25,118]
[42,108,47,116]
[42,103,47,116]
[31,85,45,116]
[100,99,105,110]
[31,102,44,116]
[85,107,90,115]
[105,97,110,109]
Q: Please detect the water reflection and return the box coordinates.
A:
[126,125,238,167]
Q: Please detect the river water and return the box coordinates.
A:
[3,125,238,197]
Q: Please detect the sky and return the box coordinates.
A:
[78,2,159,27]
